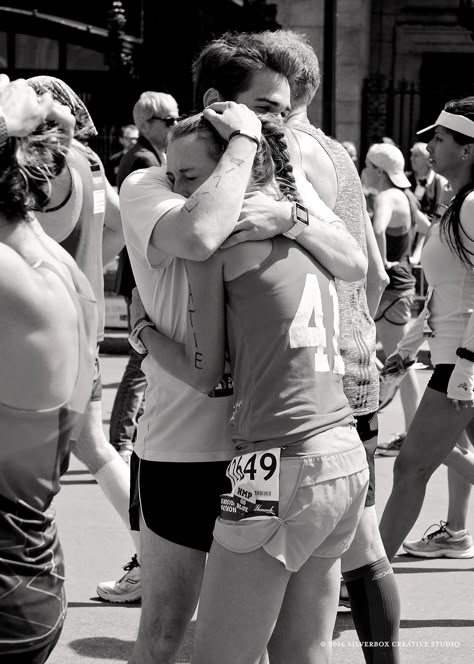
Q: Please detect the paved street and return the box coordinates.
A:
[49,353,474,664]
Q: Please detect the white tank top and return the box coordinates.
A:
[421,193,474,365]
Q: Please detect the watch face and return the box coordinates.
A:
[295,203,310,226]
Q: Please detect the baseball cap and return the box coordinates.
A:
[366,143,411,189]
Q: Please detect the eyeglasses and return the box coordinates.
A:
[151,117,178,127]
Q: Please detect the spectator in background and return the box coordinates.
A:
[409,141,450,220]
[341,140,359,170]
[105,124,138,186]
[109,91,180,470]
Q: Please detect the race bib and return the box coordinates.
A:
[220,449,281,522]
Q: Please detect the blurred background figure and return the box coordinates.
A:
[110,91,179,463]
[105,124,139,186]
[341,139,359,169]
[408,141,450,220]
[364,143,423,456]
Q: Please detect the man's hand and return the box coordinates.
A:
[448,357,474,410]
[130,287,148,329]
[203,101,261,142]
[220,191,292,248]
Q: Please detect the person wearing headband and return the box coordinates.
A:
[0,78,97,663]
[27,76,141,599]
[379,96,474,563]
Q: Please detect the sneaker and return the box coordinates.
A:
[376,432,406,457]
[96,554,141,603]
[403,521,474,559]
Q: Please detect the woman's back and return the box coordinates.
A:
[223,236,353,449]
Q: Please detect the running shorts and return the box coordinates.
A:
[129,453,231,552]
[374,288,415,326]
[214,429,369,572]
[354,412,378,507]
[427,364,454,394]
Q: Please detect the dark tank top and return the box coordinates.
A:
[0,260,97,654]
[385,208,416,291]
[289,123,379,415]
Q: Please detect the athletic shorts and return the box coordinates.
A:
[427,364,454,394]
[90,349,102,402]
[354,411,378,508]
[214,434,369,573]
[129,453,231,552]
[374,288,415,326]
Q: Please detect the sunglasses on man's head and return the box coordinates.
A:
[151,116,178,127]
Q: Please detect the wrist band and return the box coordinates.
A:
[0,115,8,149]
[228,130,260,148]
[456,347,474,362]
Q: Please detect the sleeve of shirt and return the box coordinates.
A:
[120,166,185,270]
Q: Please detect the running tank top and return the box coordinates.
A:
[385,199,416,291]
[290,123,379,415]
[226,237,353,449]
[0,260,97,654]
[59,142,107,341]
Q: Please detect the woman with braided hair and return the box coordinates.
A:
[129,112,369,663]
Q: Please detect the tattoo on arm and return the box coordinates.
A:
[230,157,244,167]
[184,190,212,214]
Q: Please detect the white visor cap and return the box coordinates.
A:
[417,110,474,139]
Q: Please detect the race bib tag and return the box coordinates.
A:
[93,189,105,214]
[220,449,281,521]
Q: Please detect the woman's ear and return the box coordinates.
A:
[203,88,222,107]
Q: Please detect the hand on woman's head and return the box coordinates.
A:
[202,101,262,142]
[46,102,75,150]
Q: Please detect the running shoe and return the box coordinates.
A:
[376,432,406,456]
[96,554,141,603]
[403,521,474,559]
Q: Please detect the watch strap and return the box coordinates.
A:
[228,130,260,148]
[129,318,155,355]
[0,114,8,149]
[283,201,310,240]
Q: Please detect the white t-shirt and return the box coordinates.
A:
[422,192,474,365]
[120,166,234,462]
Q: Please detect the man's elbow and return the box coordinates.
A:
[337,254,368,283]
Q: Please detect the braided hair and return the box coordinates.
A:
[438,96,474,269]
[168,112,302,203]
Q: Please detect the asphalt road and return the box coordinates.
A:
[48,354,474,664]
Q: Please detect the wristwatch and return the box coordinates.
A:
[283,201,310,240]
[0,113,8,149]
[129,318,156,355]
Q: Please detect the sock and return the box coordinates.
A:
[343,557,401,664]
[446,525,467,537]
[94,457,141,560]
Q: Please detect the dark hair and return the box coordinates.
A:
[168,112,301,204]
[439,96,474,269]
[192,32,299,110]
[0,124,69,220]
[250,30,320,105]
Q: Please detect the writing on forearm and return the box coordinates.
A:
[184,190,212,213]
[188,288,202,370]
